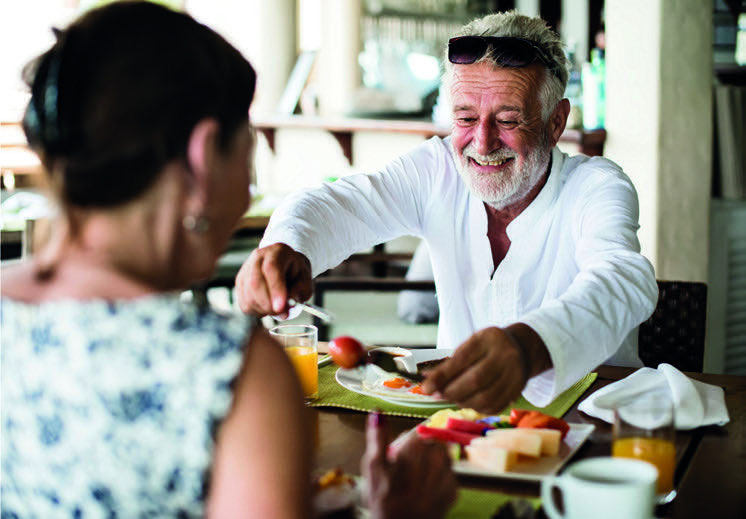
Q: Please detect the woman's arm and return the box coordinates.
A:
[207,327,312,518]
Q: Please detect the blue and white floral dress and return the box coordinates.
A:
[1,294,255,518]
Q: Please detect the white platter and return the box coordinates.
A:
[457,423,594,481]
[393,422,594,482]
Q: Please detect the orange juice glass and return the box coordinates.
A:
[612,390,676,503]
[612,436,675,494]
[270,324,318,401]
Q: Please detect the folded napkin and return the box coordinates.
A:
[578,363,730,430]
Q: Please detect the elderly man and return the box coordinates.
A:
[236,11,657,412]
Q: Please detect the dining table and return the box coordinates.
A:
[310,343,746,519]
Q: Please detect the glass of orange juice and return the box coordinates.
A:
[270,324,318,401]
[612,389,676,504]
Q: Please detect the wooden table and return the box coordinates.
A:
[309,362,746,518]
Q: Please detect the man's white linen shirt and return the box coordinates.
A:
[261,137,657,407]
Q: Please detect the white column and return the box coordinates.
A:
[248,0,298,116]
[186,0,297,117]
[604,0,712,282]
[515,0,540,17]
[317,0,361,116]
[561,0,589,65]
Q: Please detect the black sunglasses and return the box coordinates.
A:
[448,36,561,80]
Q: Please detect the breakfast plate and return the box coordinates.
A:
[335,365,454,408]
[394,422,595,482]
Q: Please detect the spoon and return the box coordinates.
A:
[288,298,335,323]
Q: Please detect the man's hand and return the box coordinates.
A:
[421,324,551,414]
[234,243,313,317]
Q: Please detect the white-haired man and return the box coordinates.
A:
[236,11,657,412]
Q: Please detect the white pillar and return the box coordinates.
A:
[186,0,297,117]
[515,0,540,17]
[317,0,361,116]
[561,0,589,65]
[604,0,712,282]
[248,0,298,116]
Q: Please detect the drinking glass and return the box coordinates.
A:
[612,389,676,504]
[270,324,318,401]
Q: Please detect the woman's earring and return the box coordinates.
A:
[182,214,210,233]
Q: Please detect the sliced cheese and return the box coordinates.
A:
[465,444,518,473]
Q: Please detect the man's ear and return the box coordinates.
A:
[548,98,571,147]
[186,118,220,199]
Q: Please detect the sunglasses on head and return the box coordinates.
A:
[448,36,561,80]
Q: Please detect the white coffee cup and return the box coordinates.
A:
[541,457,657,519]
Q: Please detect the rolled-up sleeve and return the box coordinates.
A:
[260,138,442,277]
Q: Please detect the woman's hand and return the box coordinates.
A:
[362,412,458,519]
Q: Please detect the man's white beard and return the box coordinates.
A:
[451,134,552,210]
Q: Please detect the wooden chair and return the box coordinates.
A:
[638,280,708,373]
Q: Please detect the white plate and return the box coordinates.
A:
[393,422,594,482]
[335,366,454,408]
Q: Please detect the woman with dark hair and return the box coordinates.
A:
[0,2,457,517]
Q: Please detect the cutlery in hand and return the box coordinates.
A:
[288,298,335,323]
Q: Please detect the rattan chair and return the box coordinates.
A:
[637,280,708,373]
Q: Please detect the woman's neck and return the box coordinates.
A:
[2,252,167,303]
[4,203,187,303]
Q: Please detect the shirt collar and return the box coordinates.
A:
[506,147,566,239]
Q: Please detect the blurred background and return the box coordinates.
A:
[1,0,745,374]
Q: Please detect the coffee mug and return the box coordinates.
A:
[541,457,658,519]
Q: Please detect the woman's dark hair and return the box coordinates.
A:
[22,0,257,208]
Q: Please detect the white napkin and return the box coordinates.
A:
[578,363,730,430]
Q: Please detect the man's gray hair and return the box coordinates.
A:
[443,10,569,121]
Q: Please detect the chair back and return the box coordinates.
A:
[638,281,708,372]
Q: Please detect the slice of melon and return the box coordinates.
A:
[465,444,518,473]
[485,427,562,457]
[525,428,562,456]
[474,428,542,457]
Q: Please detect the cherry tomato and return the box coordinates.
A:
[328,335,366,369]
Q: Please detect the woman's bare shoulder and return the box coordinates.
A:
[1,261,41,300]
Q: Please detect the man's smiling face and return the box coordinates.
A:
[449,61,552,209]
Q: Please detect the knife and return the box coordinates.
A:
[288,298,335,323]
[367,349,424,382]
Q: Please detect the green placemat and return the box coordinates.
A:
[446,489,540,519]
[309,365,597,419]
